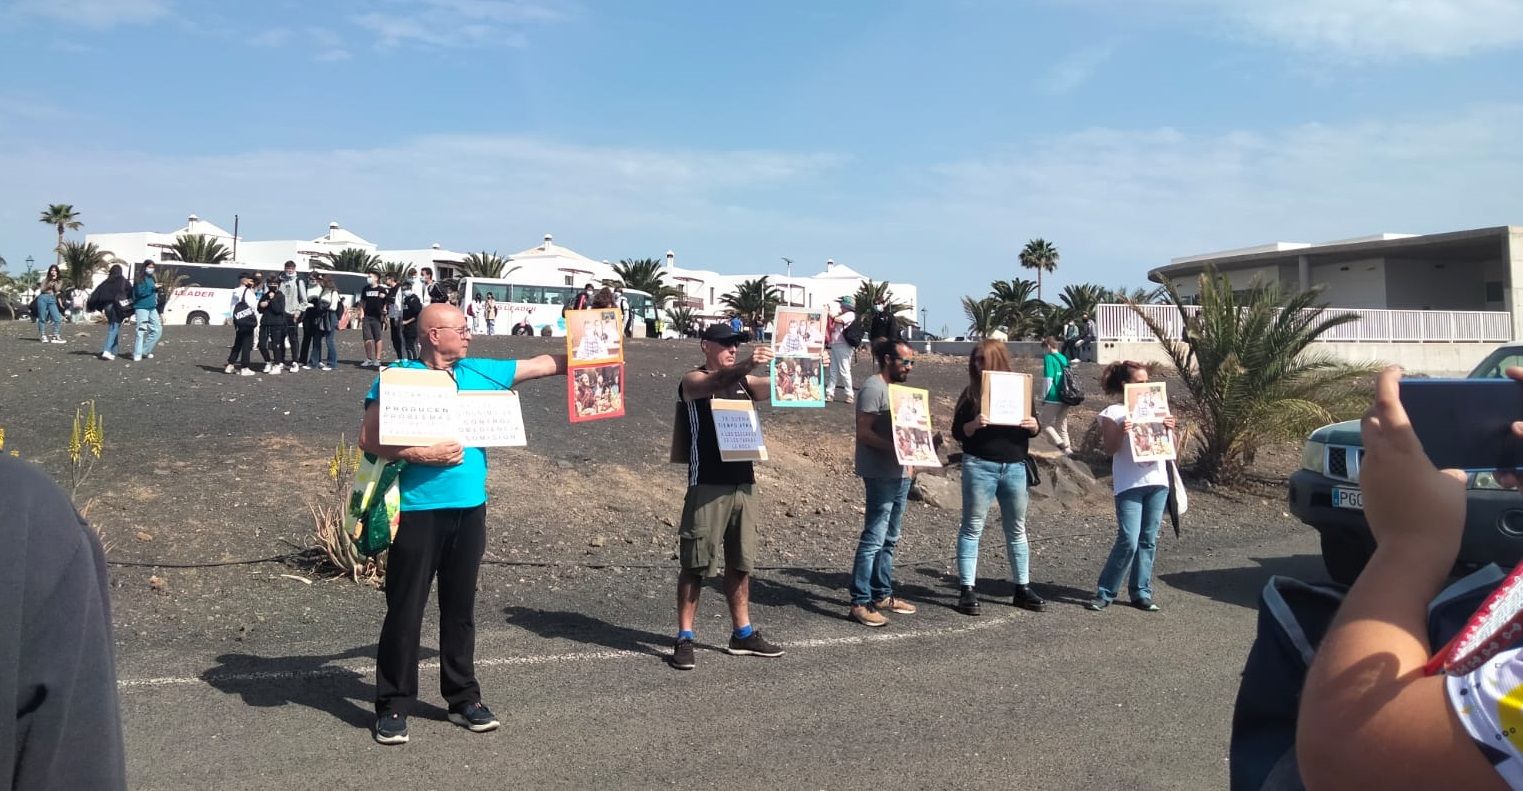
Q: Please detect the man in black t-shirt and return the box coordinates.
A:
[360,272,389,367]
[668,323,783,671]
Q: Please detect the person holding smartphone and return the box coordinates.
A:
[257,277,288,374]
[1296,366,1523,790]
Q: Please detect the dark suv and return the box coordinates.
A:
[1288,344,1523,583]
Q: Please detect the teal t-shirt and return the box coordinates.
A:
[364,358,520,512]
[1042,352,1068,402]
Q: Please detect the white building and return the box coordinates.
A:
[86,214,468,275]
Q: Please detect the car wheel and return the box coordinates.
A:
[1319,528,1376,585]
[187,312,209,326]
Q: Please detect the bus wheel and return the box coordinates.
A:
[188,312,209,326]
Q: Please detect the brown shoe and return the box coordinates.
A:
[850,604,888,627]
[875,596,917,615]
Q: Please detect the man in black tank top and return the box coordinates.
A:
[669,323,783,670]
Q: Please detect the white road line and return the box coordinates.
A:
[118,612,1020,690]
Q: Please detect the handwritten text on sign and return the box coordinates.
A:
[712,398,767,462]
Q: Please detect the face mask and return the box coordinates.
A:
[145,268,156,275]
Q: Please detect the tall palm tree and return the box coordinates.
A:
[60,241,110,289]
[1058,283,1108,321]
[39,204,83,267]
[853,279,913,332]
[1018,238,1060,302]
[169,234,232,264]
[720,276,783,332]
[456,251,518,280]
[613,257,679,302]
[1133,267,1374,484]
[324,247,382,273]
[961,296,1003,338]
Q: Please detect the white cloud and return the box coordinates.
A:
[7,0,168,28]
[1035,43,1115,94]
[1196,0,1523,60]
[351,0,568,48]
[248,26,352,62]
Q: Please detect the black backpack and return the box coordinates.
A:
[231,289,258,329]
[1058,369,1084,406]
[86,281,113,312]
[842,321,864,348]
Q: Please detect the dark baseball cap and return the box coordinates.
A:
[701,324,751,344]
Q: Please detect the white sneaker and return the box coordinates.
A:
[224,364,236,374]
[319,365,333,371]
[133,355,143,362]
[238,368,256,377]
[262,363,272,373]
[53,336,66,344]
[301,365,314,370]
[288,363,300,373]
[146,353,154,359]
[269,365,281,375]
[101,351,115,361]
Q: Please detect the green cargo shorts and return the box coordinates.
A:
[678,484,758,577]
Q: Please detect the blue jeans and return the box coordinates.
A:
[133,308,162,358]
[850,476,912,605]
[103,320,123,355]
[321,328,338,367]
[1096,485,1169,602]
[957,455,1031,587]
[35,294,62,337]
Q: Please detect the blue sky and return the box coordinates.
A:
[1,0,1521,334]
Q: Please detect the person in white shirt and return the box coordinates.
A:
[1087,360,1176,612]
[826,296,857,404]
[575,320,608,360]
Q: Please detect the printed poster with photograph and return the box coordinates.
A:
[564,308,626,422]
[980,371,1032,426]
[569,363,626,423]
[378,367,527,448]
[770,308,827,408]
[565,308,624,365]
[1123,381,1176,461]
[888,384,941,467]
[711,398,768,462]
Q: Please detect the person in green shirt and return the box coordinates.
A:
[1038,336,1074,455]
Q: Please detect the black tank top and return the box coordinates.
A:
[679,368,755,487]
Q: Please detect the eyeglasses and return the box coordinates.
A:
[435,325,472,337]
[893,356,915,366]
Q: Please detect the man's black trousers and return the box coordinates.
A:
[375,504,487,717]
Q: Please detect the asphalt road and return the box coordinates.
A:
[116,523,1325,791]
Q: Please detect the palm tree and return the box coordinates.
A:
[1058,283,1108,322]
[720,276,783,332]
[324,247,382,273]
[987,278,1040,337]
[456,251,518,280]
[168,234,232,264]
[39,204,83,267]
[1018,238,1060,302]
[665,305,698,337]
[1132,267,1375,484]
[378,261,412,281]
[853,279,913,333]
[1110,284,1168,304]
[961,296,1003,338]
[613,257,680,302]
[60,241,110,289]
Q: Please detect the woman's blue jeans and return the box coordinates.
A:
[957,454,1031,587]
[1095,485,1168,603]
[103,320,123,354]
[35,294,61,337]
[850,476,912,605]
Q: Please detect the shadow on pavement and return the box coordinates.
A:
[762,566,944,615]
[201,644,445,729]
[503,606,670,658]
[1160,553,1328,609]
[910,566,1097,608]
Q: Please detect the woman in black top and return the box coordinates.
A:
[97,264,132,360]
[951,340,1043,616]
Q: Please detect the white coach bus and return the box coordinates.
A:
[456,276,657,337]
[152,262,367,326]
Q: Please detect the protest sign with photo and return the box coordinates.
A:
[712,398,768,462]
[771,308,827,408]
[565,308,624,365]
[1123,381,1176,461]
[569,362,626,423]
[980,371,1032,425]
[378,367,527,447]
[888,384,941,467]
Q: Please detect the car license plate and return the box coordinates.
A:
[1332,487,1363,510]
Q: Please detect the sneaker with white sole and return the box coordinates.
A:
[132,355,142,362]
[374,712,408,745]
[145,353,154,359]
[224,364,236,374]
[100,351,115,361]
[238,368,256,377]
[268,366,281,375]
[724,631,784,658]
[874,596,917,615]
[850,604,888,627]
[447,702,500,733]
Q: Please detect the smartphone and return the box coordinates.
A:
[1399,379,1523,471]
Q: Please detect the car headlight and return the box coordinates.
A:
[1301,441,1326,475]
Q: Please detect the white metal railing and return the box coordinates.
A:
[1097,303,1513,344]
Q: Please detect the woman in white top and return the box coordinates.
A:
[1087,360,1176,612]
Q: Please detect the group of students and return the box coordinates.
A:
[32,261,165,361]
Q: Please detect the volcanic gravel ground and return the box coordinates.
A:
[0,323,1304,655]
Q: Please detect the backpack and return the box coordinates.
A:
[231,289,257,329]
[1229,567,1509,791]
[344,453,407,557]
[842,321,864,348]
[86,281,113,312]
[1058,368,1084,406]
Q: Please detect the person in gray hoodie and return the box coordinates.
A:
[277,260,308,373]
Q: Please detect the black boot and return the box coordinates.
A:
[957,585,981,616]
[1012,584,1047,612]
